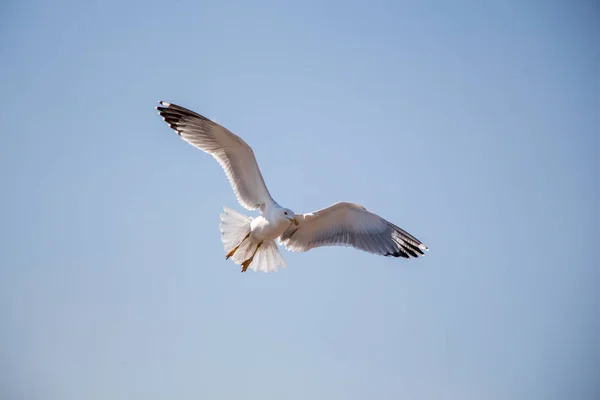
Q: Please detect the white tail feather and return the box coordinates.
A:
[220,206,252,251]
[248,241,286,273]
[219,206,287,273]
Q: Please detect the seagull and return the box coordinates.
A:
[156,101,429,273]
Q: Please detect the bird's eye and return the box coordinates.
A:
[284,212,288,215]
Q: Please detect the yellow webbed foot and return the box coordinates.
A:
[241,258,253,273]
[225,246,238,260]
[240,241,263,273]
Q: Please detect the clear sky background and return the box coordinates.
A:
[1,1,598,399]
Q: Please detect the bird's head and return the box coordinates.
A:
[281,208,299,225]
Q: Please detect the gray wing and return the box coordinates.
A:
[156,101,275,211]
[279,202,428,258]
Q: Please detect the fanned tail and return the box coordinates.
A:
[219,206,286,273]
[247,241,287,273]
[220,206,252,253]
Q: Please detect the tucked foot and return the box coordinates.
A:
[226,232,251,260]
[240,241,263,273]
[225,246,238,260]
[241,258,253,273]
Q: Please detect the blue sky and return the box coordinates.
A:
[1,0,598,399]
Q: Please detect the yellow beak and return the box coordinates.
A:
[288,217,299,225]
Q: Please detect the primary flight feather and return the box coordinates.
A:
[156,101,428,273]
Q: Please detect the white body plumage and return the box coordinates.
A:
[156,101,429,273]
[250,211,293,241]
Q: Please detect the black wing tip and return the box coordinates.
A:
[155,102,184,136]
[388,222,429,259]
[155,101,169,114]
[156,101,170,112]
[155,101,215,125]
[384,242,429,259]
[385,251,410,259]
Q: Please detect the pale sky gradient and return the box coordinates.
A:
[1,1,598,399]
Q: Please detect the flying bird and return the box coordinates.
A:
[156,101,429,273]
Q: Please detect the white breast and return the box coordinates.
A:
[250,215,290,241]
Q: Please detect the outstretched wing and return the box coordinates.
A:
[279,202,428,258]
[156,101,275,211]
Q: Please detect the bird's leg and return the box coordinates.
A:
[226,232,251,260]
[241,241,263,273]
